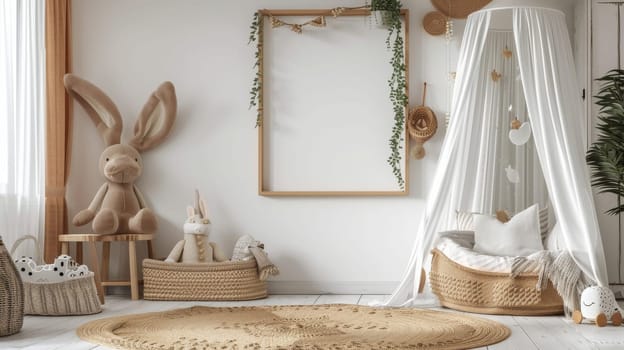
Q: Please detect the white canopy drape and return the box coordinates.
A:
[0,0,46,259]
[385,7,608,307]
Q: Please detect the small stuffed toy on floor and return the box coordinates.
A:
[573,286,622,327]
[165,190,227,263]
[64,74,177,235]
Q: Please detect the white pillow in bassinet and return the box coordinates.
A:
[473,203,544,257]
[456,206,549,239]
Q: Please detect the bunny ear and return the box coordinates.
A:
[194,189,201,217]
[63,74,123,146]
[129,81,177,152]
[186,206,195,219]
[199,199,208,219]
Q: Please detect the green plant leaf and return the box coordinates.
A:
[588,69,624,215]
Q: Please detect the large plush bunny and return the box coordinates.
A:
[164,191,228,263]
[65,74,176,234]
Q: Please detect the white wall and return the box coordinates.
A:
[591,0,624,285]
[68,0,579,293]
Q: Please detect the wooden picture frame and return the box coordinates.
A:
[257,9,409,196]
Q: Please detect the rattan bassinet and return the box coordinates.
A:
[143,258,267,301]
[429,248,564,315]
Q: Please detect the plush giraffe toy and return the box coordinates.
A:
[165,190,227,263]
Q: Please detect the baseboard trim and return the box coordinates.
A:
[267,281,398,295]
[104,281,399,297]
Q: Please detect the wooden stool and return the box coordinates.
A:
[59,233,154,304]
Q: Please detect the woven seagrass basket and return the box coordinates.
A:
[0,236,23,337]
[430,248,564,316]
[143,259,267,301]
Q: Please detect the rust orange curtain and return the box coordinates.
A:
[44,0,72,262]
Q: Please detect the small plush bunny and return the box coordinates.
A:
[64,74,176,234]
[165,191,228,263]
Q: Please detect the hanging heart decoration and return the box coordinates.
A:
[491,69,502,82]
[509,121,532,146]
[502,46,512,59]
[496,210,510,223]
[505,165,520,184]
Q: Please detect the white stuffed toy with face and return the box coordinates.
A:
[573,286,622,327]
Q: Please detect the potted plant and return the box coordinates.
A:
[587,69,624,283]
[370,0,401,27]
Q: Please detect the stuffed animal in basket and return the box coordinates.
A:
[13,255,91,283]
[231,235,279,280]
[573,286,622,327]
[64,74,176,234]
[165,191,227,263]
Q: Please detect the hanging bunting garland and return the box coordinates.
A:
[270,15,327,34]
[268,6,367,34]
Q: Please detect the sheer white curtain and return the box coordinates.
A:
[385,7,608,307]
[0,0,46,259]
[513,7,608,285]
[384,11,493,306]
[481,31,549,214]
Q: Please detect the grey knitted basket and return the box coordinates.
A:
[23,274,101,316]
[10,235,101,316]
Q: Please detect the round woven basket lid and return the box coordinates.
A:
[431,0,492,19]
[408,107,438,142]
[423,11,447,36]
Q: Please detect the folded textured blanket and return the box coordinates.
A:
[512,251,591,315]
[249,246,279,281]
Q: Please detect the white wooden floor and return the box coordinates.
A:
[2,294,624,349]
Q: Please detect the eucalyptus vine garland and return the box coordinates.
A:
[381,3,407,189]
[248,11,263,127]
[248,4,407,189]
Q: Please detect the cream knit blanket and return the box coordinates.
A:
[511,251,591,315]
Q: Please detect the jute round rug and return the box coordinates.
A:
[77,304,510,349]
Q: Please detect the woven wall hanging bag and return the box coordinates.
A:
[408,82,438,159]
